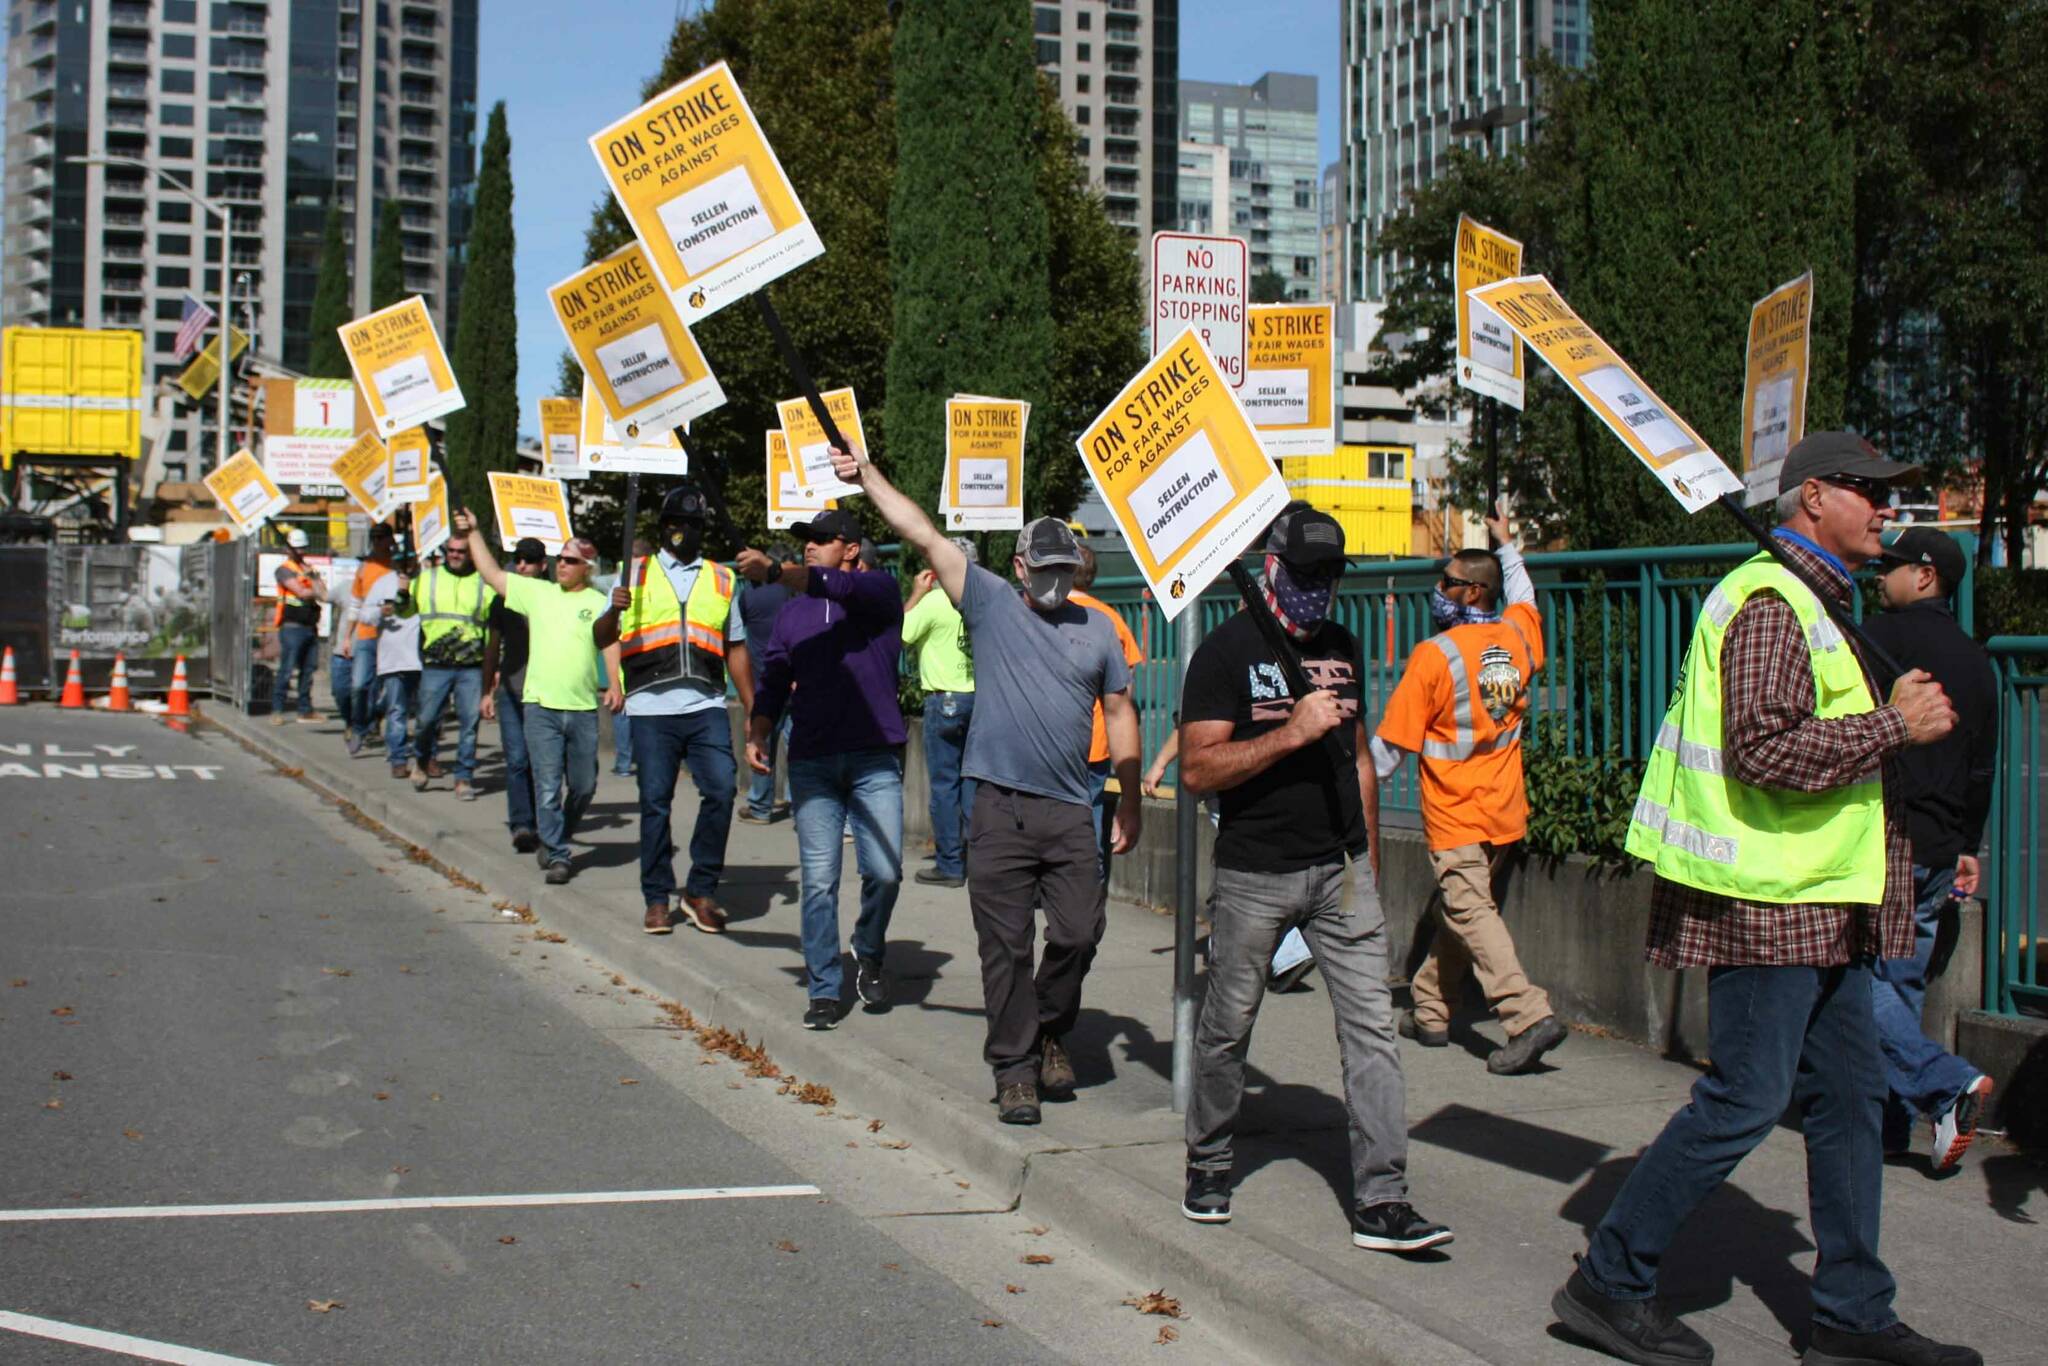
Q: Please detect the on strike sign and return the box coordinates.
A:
[1150,232,1247,388]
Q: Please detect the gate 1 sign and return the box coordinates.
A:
[1150,232,1247,388]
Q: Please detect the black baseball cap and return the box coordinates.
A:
[511,536,548,565]
[1265,502,1348,573]
[789,509,863,545]
[1878,527,1965,588]
[1777,430,1920,496]
[1018,515,1083,569]
[659,484,709,523]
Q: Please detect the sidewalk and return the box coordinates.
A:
[211,698,2046,1366]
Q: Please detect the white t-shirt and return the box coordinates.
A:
[376,611,422,675]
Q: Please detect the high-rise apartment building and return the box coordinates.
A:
[1339,0,1588,303]
[1032,0,1179,241]
[1179,72,1318,300]
[2,0,478,483]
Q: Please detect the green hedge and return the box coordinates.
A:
[1522,718,1646,870]
[1973,567,2048,641]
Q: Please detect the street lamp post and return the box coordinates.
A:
[69,154,234,478]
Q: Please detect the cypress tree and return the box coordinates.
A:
[370,197,406,311]
[883,0,1053,530]
[306,204,353,376]
[444,102,518,517]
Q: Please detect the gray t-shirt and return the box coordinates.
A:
[958,563,1130,806]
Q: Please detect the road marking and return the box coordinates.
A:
[0,1310,271,1364]
[0,1185,822,1223]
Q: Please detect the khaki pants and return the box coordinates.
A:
[1411,841,1551,1036]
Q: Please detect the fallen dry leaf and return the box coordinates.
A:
[391,1165,410,1175]
[428,1093,442,1101]
[1121,1290,1186,1320]
[50,1006,74,1017]
[121,1128,143,1141]
[373,1092,390,1102]
[955,1181,971,1190]
[8,978,26,987]
[1156,1325,1180,1345]
[981,1319,1004,1329]
[867,1118,885,1133]
[773,1240,800,1254]
[1021,1254,1054,1266]
[534,930,566,944]
[627,1281,642,1290]
[320,967,352,977]
[398,965,414,974]
[881,1263,902,1273]
[306,1299,344,1314]
[618,1078,639,1086]
[877,1137,911,1150]
[845,1141,858,1149]
[1005,1284,1025,1295]
[42,1099,62,1111]
[1026,1226,1049,1236]
[498,1236,517,1245]
[52,1070,73,1081]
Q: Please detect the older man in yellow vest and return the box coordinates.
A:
[1552,432,1977,1366]
[595,485,752,937]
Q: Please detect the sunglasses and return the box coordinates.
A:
[1821,474,1895,506]
[1440,572,1484,590]
[557,555,587,567]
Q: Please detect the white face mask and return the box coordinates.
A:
[1024,566,1074,611]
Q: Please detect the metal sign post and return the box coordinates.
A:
[1171,603,1204,1114]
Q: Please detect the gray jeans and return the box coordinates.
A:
[1187,857,1409,1209]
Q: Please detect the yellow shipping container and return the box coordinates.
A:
[1281,443,1413,555]
[1,327,145,468]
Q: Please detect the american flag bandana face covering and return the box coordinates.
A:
[1262,554,1340,642]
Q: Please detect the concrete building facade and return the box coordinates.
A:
[1178,72,1319,300]
[1032,0,1179,241]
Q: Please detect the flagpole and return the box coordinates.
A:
[216,203,232,479]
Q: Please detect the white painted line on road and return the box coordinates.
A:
[0,1185,822,1223]
[0,1310,272,1364]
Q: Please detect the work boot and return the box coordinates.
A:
[454,780,475,802]
[1551,1264,1713,1365]
[1039,1035,1076,1097]
[678,894,728,934]
[412,767,429,791]
[423,759,445,779]
[391,762,410,780]
[996,1080,1041,1126]
[544,862,572,886]
[271,713,289,727]
[914,867,966,887]
[1803,1322,1981,1366]
[1398,1010,1449,1047]
[1489,1014,1568,1075]
[511,828,538,854]
[345,731,363,756]
[643,901,673,935]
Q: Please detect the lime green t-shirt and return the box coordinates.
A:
[502,573,607,711]
[901,589,974,693]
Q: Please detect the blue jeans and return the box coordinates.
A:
[923,691,975,878]
[496,686,535,835]
[414,666,483,781]
[272,623,317,716]
[1872,865,1980,1142]
[1583,962,1896,1334]
[632,707,737,905]
[1087,757,1113,883]
[329,650,354,727]
[348,636,379,736]
[612,712,635,776]
[526,706,597,868]
[746,712,792,818]
[789,747,903,1001]
[381,671,419,766]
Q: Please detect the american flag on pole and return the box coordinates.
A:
[174,293,215,361]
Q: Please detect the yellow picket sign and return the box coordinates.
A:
[778,388,864,496]
[550,240,726,445]
[1466,275,1742,514]
[386,426,432,504]
[1075,326,1288,620]
[175,326,250,402]
[1740,271,1814,507]
[413,472,452,557]
[766,429,835,530]
[329,430,397,522]
[941,396,1028,531]
[1454,215,1525,409]
[487,472,574,553]
[202,447,287,537]
[538,396,585,479]
[338,296,465,437]
[1243,304,1336,458]
[587,60,823,325]
[578,376,687,475]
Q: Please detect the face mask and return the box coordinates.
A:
[1430,585,1500,630]
[1024,566,1074,611]
[663,521,704,562]
[1263,555,1338,640]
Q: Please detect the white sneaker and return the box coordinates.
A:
[1933,1074,1993,1171]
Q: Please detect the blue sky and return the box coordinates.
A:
[478,1,1342,434]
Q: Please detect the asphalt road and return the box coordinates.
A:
[0,710,1233,1365]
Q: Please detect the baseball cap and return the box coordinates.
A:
[1777,430,1920,497]
[1877,526,1965,588]
[560,536,599,564]
[1265,502,1348,573]
[283,527,309,549]
[789,509,863,545]
[1018,515,1083,569]
[512,537,548,565]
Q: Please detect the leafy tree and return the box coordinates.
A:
[306,204,353,376]
[370,197,406,311]
[1250,267,1289,303]
[443,102,518,518]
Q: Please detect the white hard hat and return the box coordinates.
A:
[284,528,309,549]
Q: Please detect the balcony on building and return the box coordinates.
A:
[102,241,145,263]
[401,16,438,41]
[217,11,266,35]
[27,0,57,30]
[213,48,266,72]
[103,209,146,230]
[103,304,144,326]
[400,81,438,109]
[107,37,152,67]
[400,54,439,74]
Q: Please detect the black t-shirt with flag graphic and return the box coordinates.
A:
[1179,610,1367,873]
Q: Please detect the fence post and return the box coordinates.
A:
[1171,604,1204,1114]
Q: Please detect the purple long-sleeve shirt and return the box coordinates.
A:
[751,566,906,760]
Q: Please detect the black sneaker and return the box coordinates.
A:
[1398,1010,1449,1047]
[914,867,966,888]
[855,958,888,1007]
[803,999,838,1031]
[1803,1321,1983,1366]
[1488,1014,1568,1075]
[1349,1201,1453,1253]
[1551,1265,1713,1365]
[511,828,539,854]
[544,862,573,886]
[1182,1167,1232,1223]
[996,1080,1040,1125]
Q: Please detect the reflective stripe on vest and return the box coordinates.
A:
[1417,622,1530,762]
[1623,553,1886,904]
[419,567,487,648]
[618,556,734,695]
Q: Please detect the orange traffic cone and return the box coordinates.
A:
[166,655,191,718]
[106,652,133,712]
[59,650,85,709]
[0,646,18,705]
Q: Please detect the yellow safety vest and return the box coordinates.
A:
[414,565,494,666]
[618,555,736,696]
[1624,553,1886,904]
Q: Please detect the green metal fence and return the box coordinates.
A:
[1986,637,2047,1017]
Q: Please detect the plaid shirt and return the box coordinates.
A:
[1645,538,1915,969]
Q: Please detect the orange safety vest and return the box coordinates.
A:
[275,565,319,628]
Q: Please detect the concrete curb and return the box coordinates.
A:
[203,704,1499,1366]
